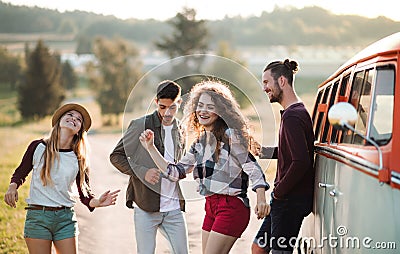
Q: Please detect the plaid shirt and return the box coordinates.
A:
[165,129,269,206]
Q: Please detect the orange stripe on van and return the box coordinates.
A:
[378,169,391,183]
[317,103,327,112]
[337,95,348,102]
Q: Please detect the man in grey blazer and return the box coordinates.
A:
[110,80,188,254]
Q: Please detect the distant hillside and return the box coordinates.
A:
[1,1,399,48]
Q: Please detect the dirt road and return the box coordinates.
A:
[75,133,270,254]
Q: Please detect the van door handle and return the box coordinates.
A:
[319,183,334,188]
[329,189,338,197]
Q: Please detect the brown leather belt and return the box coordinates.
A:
[25,205,70,211]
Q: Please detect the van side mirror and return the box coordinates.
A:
[328,102,357,130]
[328,102,383,173]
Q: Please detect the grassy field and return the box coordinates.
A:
[0,86,54,252]
[0,127,40,253]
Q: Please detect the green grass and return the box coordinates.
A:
[0,128,35,253]
[0,84,21,126]
[0,98,20,127]
[0,84,73,253]
[0,85,17,100]
[0,85,20,126]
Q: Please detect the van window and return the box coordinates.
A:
[342,70,373,144]
[331,74,350,143]
[354,70,373,144]
[322,80,339,142]
[369,66,395,145]
[314,85,331,141]
[340,65,394,146]
[340,74,350,98]
[312,90,323,123]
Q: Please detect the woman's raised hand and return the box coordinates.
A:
[139,129,155,150]
[90,189,120,208]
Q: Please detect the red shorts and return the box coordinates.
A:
[202,194,250,238]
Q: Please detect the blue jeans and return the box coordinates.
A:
[134,207,188,254]
[254,196,312,253]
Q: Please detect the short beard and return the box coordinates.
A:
[269,82,283,104]
[158,112,173,125]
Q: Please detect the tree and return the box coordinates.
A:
[76,35,93,55]
[60,60,77,90]
[57,19,76,34]
[87,36,143,125]
[0,46,22,90]
[18,40,64,120]
[207,41,252,108]
[155,7,209,93]
[155,7,209,58]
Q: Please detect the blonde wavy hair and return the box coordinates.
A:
[40,115,90,194]
[182,80,253,161]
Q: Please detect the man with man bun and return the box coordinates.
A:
[252,59,315,254]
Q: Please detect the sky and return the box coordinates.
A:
[2,0,399,21]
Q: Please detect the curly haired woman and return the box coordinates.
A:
[140,80,270,254]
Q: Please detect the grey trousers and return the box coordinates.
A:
[134,207,188,254]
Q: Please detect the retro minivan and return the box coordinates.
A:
[298,32,400,253]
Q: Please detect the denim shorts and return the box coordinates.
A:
[24,208,78,241]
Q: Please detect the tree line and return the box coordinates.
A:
[0,37,144,124]
[1,8,221,125]
[1,4,399,125]
[0,41,78,120]
[1,2,400,48]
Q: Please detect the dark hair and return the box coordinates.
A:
[263,59,299,86]
[156,80,181,100]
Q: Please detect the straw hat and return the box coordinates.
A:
[52,103,92,131]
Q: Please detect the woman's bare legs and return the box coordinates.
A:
[202,230,210,253]
[25,237,77,254]
[202,230,238,254]
[25,238,52,254]
[53,237,77,254]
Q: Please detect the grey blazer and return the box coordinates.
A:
[110,110,186,212]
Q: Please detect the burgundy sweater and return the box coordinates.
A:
[274,103,315,199]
